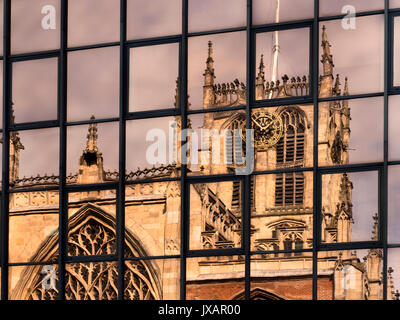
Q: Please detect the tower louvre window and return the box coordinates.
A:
[276,109,306,165]
[275,109,306,207]
[275,172,304,206]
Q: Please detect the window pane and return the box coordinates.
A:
[9,264,58,300]
[186,256,244,300]
[321,171,379,243]
[0,0,3,56]
[125,182,181,257]
[319,97,383,166]
[391,0,400,8]
[388,249,400,300]
[189,181,242,251]
[318,249,383,300]
[68,190,116,257]
[68,47,119,122]
[68,0,119,47]
[129,43,178,112]
[12,58,58,123]
[253,0,313,25]
[67,122,119,185]
[319,16,384,95]
[251,254,313,300]
[11,0,60,54]
[188,0,246,33]
[388,165,400,244]
[253,105,313,170]
[255,28,310,101]
[389,95,400,161]
[9,191,59,263]
[189,31,246,110]
[10,128,59,187]
[188,110,248,175]
[65,262,118,300]
[393,17,400,86]
[127,0,181,40]
[126,116,181,177]
[320,0,384,16]
[0,60,3,129]
[251,171,313,251]
[125,259,180,300]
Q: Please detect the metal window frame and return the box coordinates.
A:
[0,0,397,301]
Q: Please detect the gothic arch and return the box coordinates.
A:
[11,203,162,300]
[231,288,285,300]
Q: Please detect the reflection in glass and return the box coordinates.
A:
[253,0,313,26]
[388,249,400,300]
[67,47,119,122]
[394,17,400,86]
[319,97,383,166]
[321,171,379,243]
[11,0,60,54]
[188,0,246,33]
[189,182,242,251]
[127,0,181,40]
[126,116,181,173]
[251,172,313,251]
[10,128,59,187]
[9,192,59,263]
[255,28,310,101]
[388,166,400,243]
[320,0,384,16]
[125,259,180,300]
[319,16,384,94]
[389,96,400,161]
[67,121,119,185]
[9,265,58,300]
[186,256,244,300]
[188,32,246,110]
[12,58,58,123]
[129,43,178,112]
[68,190,116,257]
[68,0,119,47]
[125,182,181,257]
[318,249,383,300]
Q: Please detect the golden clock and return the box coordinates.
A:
[251,111,284,149]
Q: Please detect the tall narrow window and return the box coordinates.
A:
[275,109,306,206]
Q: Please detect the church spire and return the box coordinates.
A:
[321,25,334,77]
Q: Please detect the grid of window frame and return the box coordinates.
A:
[0,0,399,300]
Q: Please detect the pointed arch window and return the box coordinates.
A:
[12,206,161,300]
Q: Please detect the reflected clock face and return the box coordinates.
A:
[251,111,284,149]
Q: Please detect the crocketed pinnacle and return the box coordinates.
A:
[321,25,334,76]
[86,115,98,153]
[203,41,215,86]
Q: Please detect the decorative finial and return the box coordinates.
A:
[334,74,341,95]
[258,54,265,76]
[372,213,379,241]
[321,25,334,76]
[344,77,349,96]
[204,40,215,86]
[86,115,98,153]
